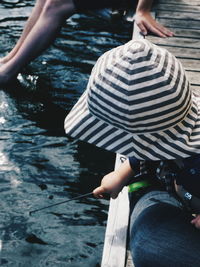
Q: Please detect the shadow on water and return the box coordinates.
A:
[0,1,132,266]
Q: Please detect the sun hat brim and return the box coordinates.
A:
[64,91,134,156]
[64,88,200,160]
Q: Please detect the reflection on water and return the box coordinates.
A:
[0,1,132,266]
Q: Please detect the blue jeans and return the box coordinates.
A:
[129,191,200,267]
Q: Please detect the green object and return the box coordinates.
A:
[128,180,151,193]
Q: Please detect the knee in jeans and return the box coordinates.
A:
[130,236,149,266]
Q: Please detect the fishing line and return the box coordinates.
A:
[29,192,93,216]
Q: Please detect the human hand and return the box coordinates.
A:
[93,159,134,199]
[135,11,174,38]
[191,214,200,230]
[93,171,126,199]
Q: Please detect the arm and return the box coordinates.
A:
[191,215,200,230]
[135,0,174,37]
[93,159,135,199]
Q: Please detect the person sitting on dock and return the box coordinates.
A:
[0,0,173,86]
[64,39,200,266]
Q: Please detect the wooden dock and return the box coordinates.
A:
[101,0,200,266]
[148,0,200,92]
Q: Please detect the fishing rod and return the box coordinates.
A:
[29,192,93,216]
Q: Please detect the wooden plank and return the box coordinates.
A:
[158,0,200,5]
[126,251,134,267]
[149,45,200,61]
[169,58,199,72]
[170,28,200,39]
[156,18,200,30]
[186,70,200,86]
[157,11,200,19]
[147,36,200,49]
[191,85,200,93]
[101,154,130,267]
[155,4,200,13]
[180,59,200,71]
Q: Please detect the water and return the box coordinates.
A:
[0,1,132,266]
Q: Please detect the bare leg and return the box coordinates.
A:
[0,0,75,85]
[0,0,47,64]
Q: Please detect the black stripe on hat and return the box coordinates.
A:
[109,50,155,76]
[128,89,190,124]
[88,51,189,133]
[91,45,165,96]
[99,51,164,93]
[128,77,189,116]
[89,88,128,113]
[88,104,190,135]
[129,54,177,94]
[89,87,191,134]
[191,120,200,137]
[90,70,188,119]
[138,134,190,159]
[127,48,153,64]
[99,131,132,150]
[152,132,196,156]
[92,51,185,108]
[129,59,169,87]
[65,92,87,125]
[121,146,135,157]
[91,80,129,104]
[131,136,166,160]
[129,102,191,133]
[85,125,117,144]
[68,114,99,139]
[129,51,165,75]
[129,65,186,106]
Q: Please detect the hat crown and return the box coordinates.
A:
[87,39,191,134]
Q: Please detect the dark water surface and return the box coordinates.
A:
[0,1,132,266]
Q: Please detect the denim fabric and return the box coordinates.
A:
[129,191,200,267]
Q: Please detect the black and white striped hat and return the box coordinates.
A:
[64,39,200,160]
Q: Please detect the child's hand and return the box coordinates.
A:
[191,215,200,230]
[135,11,174,38]
[93,171,124,199]
[93,159,135,199]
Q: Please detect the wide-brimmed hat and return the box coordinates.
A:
[64,39,200,160]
